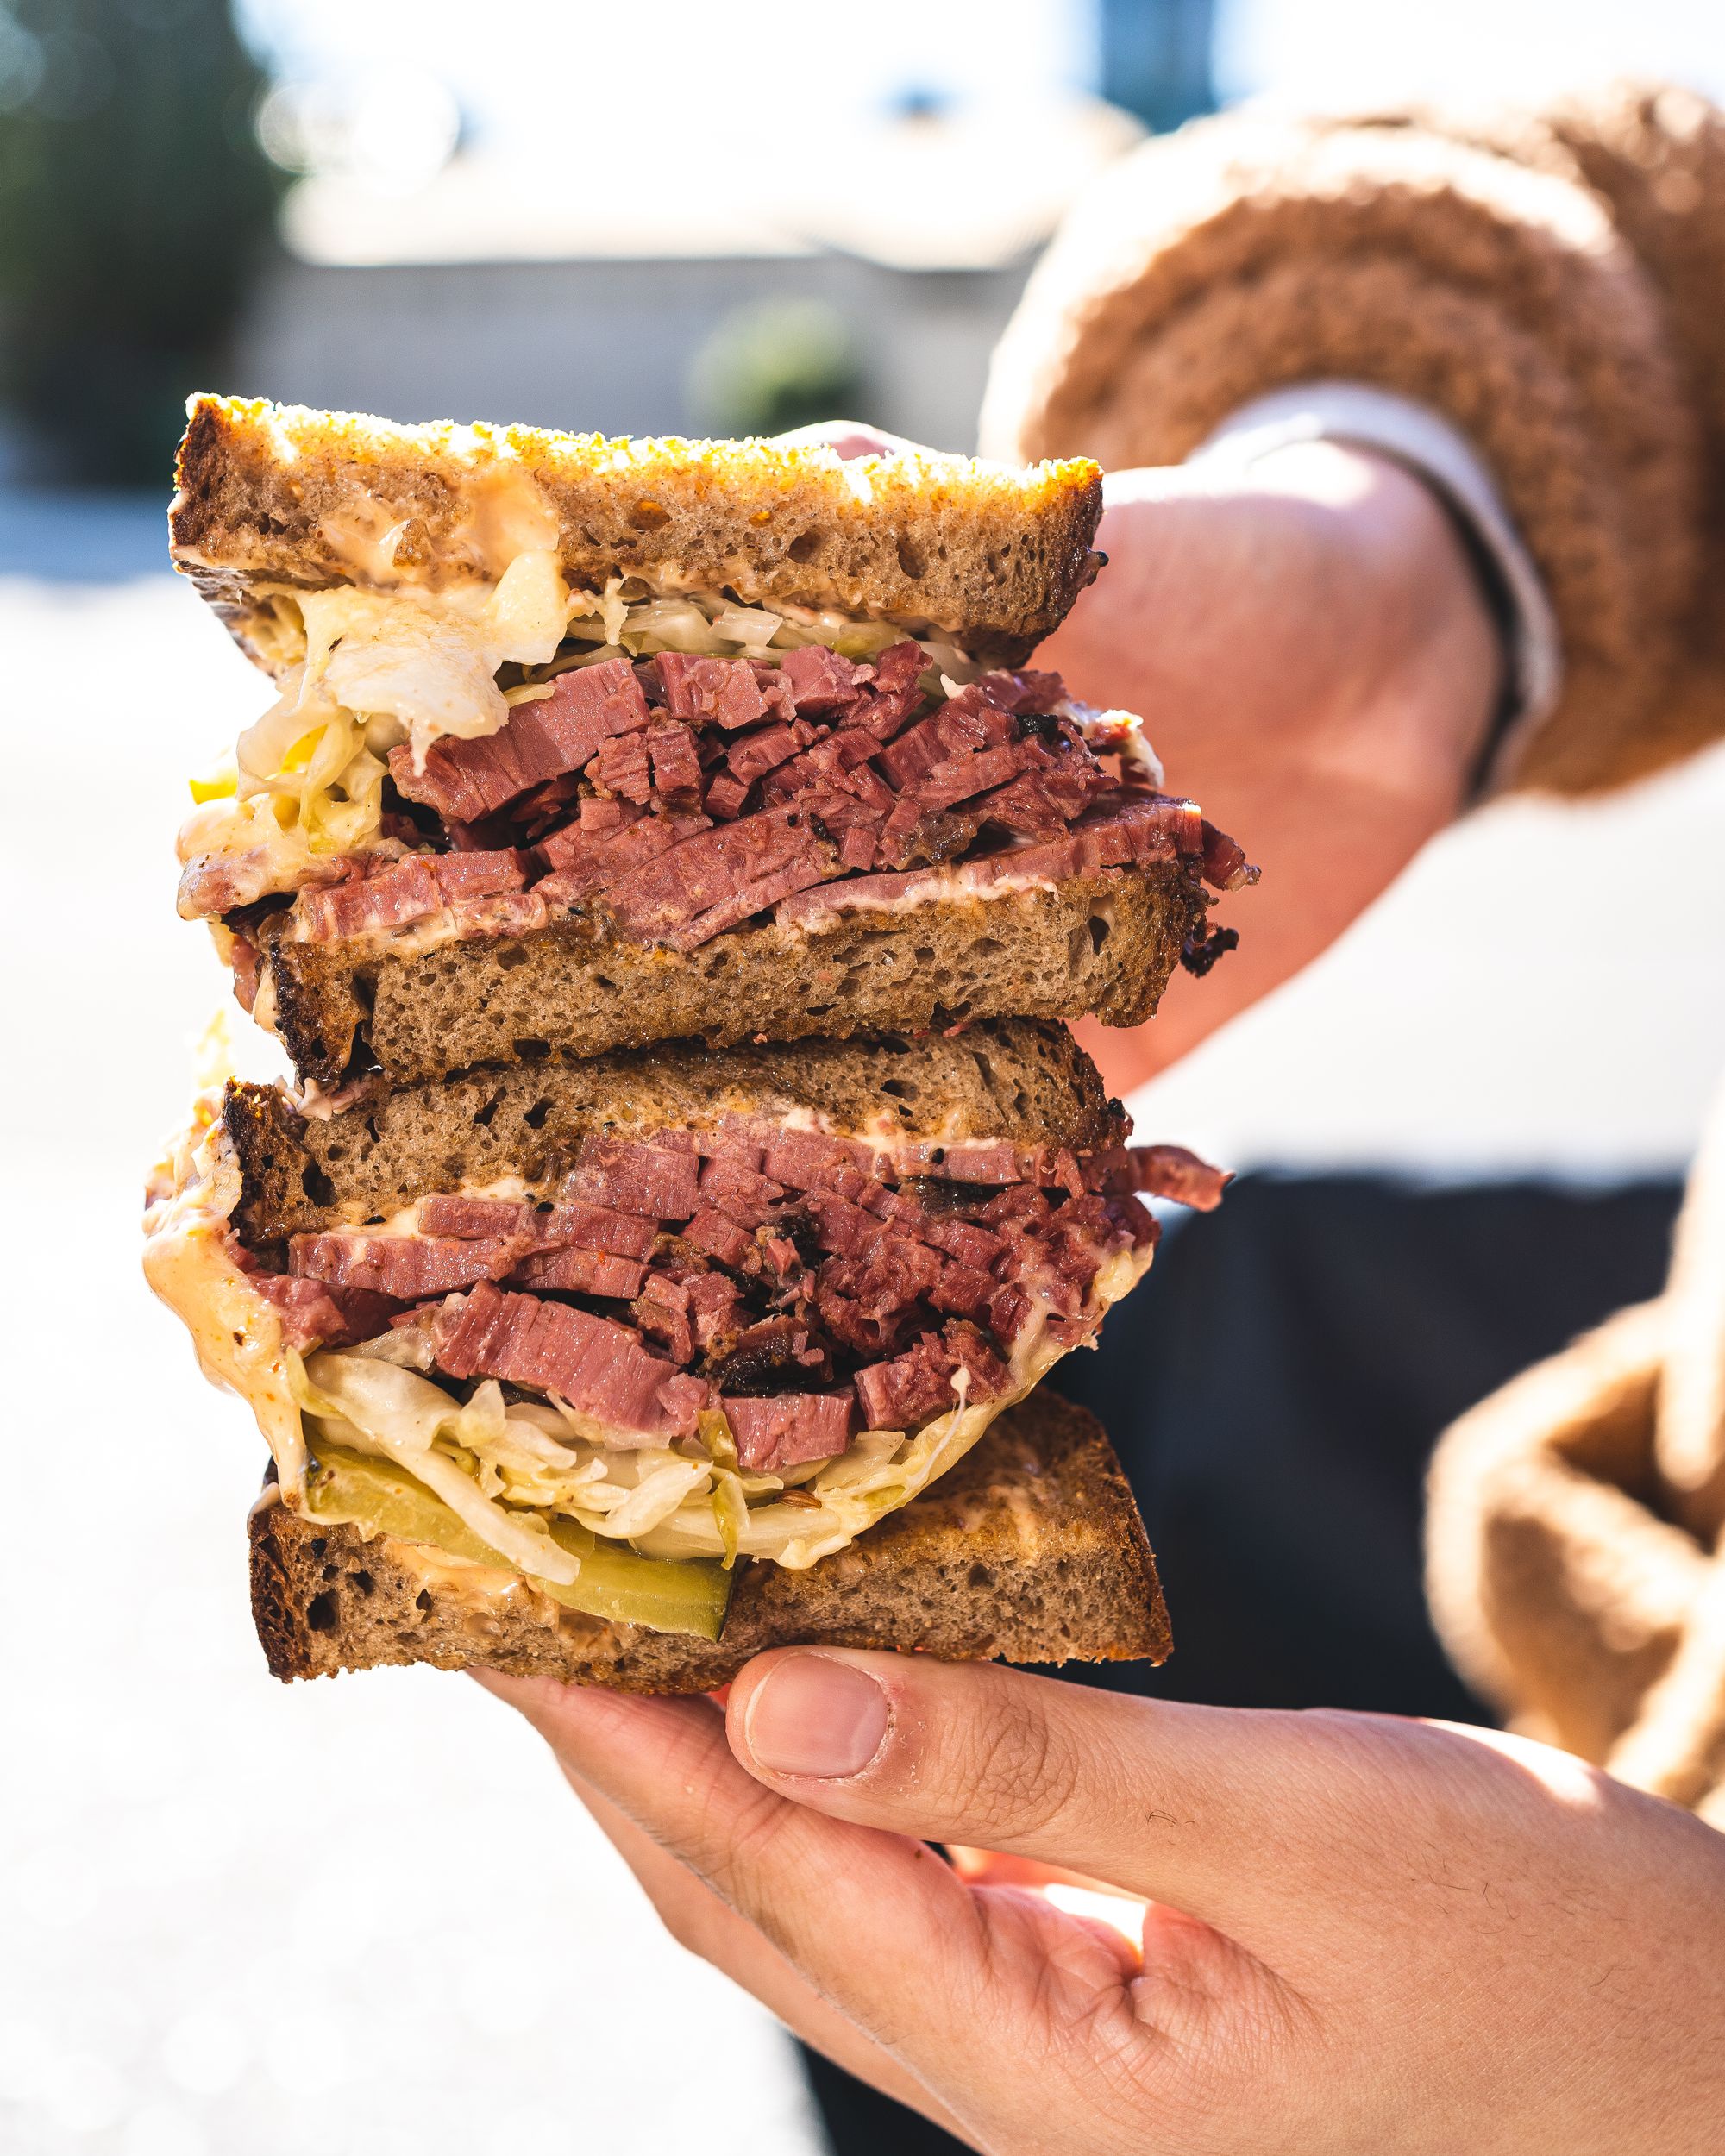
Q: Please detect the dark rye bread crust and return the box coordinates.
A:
[171,396,1104,670]
[248,1389,1171,1690]
[257,862,1203,1089]
[226,1017,1127,1242]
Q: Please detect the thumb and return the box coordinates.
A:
[770,419,925,461]
[725,1648,1371,1949]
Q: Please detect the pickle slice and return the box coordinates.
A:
[304,1445,732,1640]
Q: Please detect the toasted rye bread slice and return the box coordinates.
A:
[256,862,1203,1089]
[248,1388,1170,1690]
[170,396,1104,670]
[224,1017,1126,1241]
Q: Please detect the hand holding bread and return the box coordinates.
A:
[481,1649,1725,2155]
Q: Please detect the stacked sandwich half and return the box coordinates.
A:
[146,397,1253,1689]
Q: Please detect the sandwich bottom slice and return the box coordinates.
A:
[145,1020,1220,1688]
[249,1387,1170,1691]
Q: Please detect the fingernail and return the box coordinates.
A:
[742,1654,891,1780]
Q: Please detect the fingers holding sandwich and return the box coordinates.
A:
[474,1655,1725,2154]
[723,1649,1339,1952]
[543,1742,973,2142]
[769,418,925,461]
[472,1665,1007,2021]
[470,1665,1154,2147]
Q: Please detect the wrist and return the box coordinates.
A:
[1190,382,1559,795]
[1271,440,1504,808]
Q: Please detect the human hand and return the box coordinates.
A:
[475,1651,1725,2156]
[773,418,923,461]
[1048,444,1503,1092]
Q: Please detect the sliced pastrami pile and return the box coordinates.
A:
[252,649,1254,956]
[245,1119,1224,1473]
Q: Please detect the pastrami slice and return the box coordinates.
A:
[430,1282,706,1442]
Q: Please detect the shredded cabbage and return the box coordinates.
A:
[293,1353,586,1585]
[282,1245,1153,1576]
[538,579,980,690]
[178,555,571,903]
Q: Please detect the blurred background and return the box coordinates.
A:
[4,3,1725,2153]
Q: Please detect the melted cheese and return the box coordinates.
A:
[456,461,562,576]
[317,499,410,586]
[142,1105,308,1495]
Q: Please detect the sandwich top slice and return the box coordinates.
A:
[169,396,1254,1087]
[144,1021,1224,1658]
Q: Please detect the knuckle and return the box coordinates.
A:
[950,1692,1083,1842]
[700,1778,801,1907]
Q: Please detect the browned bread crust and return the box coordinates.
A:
[248,1388,1170,1690]
[171,395,1104,669]
[227,1017,1127,1242]
[256,862,1204,1088]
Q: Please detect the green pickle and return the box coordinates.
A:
[304,1445,732,1640]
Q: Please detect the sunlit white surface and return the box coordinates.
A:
[0,573,823,2155]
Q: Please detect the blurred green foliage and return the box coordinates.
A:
[687,298,866,439]
[0,0,280,485]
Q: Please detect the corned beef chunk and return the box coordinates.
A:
[854,1322,1010,1432]
[535,810,707,905]
[724,1391,856,1470]
[510,1247,650,1297]
[1083,1143,1232,1212]
[775,643,871,711]
[566,1133,701,1219]
[653,653,767,729]
[417,1192,661,1257]
[682,1208,755,1267]
[296,849,528,943]
[254,1272,404,1352]
[632,1271,698,1363]
[592,730,652,804]
[646,719,705,807]
[290,1229,517,1299]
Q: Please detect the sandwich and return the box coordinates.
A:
[145,1021,1224,1688]
[151,394,1253,1691]
[168,397,1253,1091]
